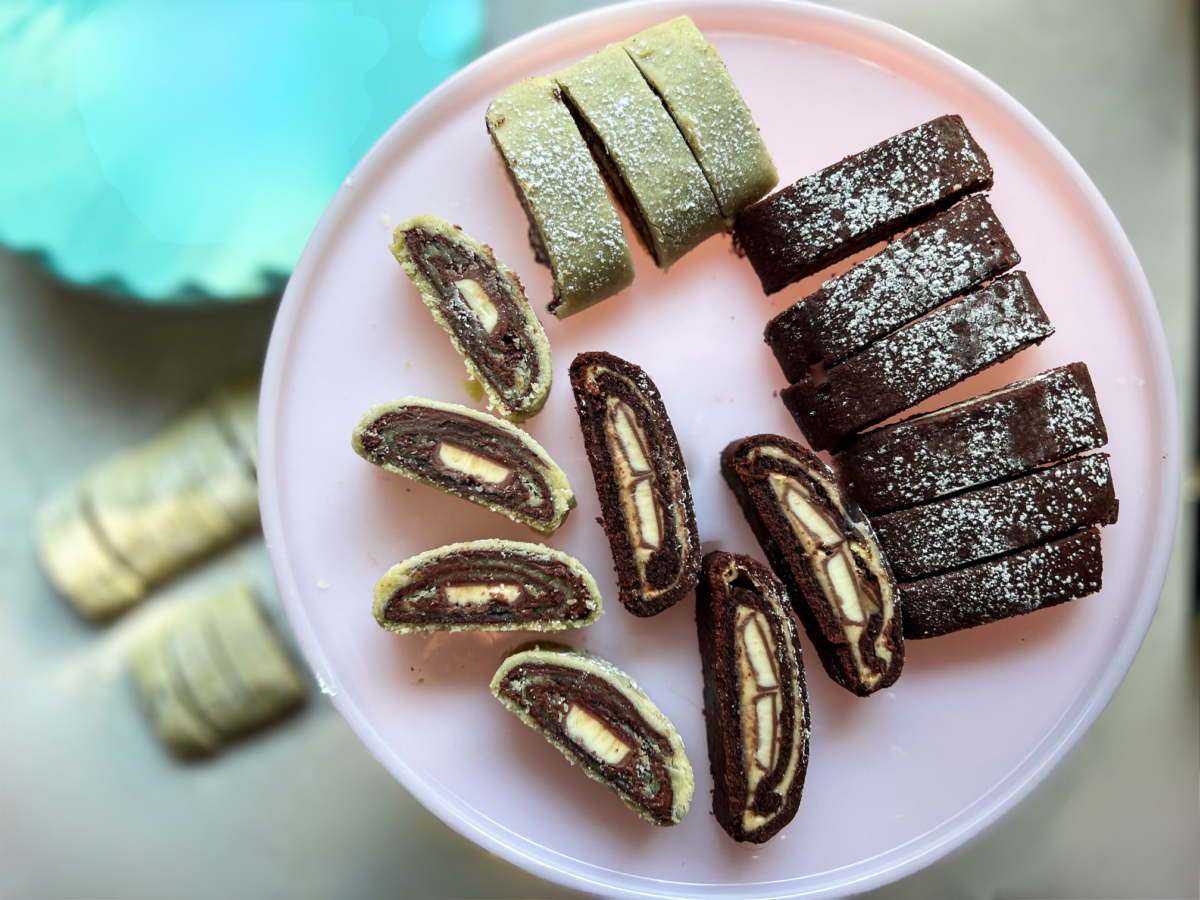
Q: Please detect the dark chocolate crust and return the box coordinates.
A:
[569,352,701,616]
[764,195,1021,376]
[781,271,1054,451]
[873,453,1118,580]
[900,527,1104,638]
[732,115,994,295]
[696,551,809,844]
[721,434,903,696]
[835,362,1108,515]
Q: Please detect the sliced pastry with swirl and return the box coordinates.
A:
[491,645,694,825]
[721,434,903,696]
[352,398,574,534]
[373,540,602,633]
[390,215,552,422]
[569,352,701,616]
[697,551,810,844]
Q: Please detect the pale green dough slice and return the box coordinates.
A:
[486,77,635,319]
[623,16,778,219]
[164,611,261,736]
[205,586,306,716]
[555,45,725,270]
[130,633,223,757]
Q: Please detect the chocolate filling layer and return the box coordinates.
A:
[384,549,593,626]
[357,407,555,524]
[497,662,676,824]
[403,229,541,398]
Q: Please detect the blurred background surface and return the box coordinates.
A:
[1,1,1197,898]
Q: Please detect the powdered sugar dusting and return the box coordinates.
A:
[487,77,634,317]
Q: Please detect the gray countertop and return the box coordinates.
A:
[1,2,1196,898]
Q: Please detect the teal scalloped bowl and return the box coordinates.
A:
[0,0,483,302]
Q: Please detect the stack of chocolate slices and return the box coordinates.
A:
[734,114,1118,639]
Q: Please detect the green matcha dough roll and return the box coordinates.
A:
[486,77,635,319]
[623,16,778,218]
[555,45,726,270]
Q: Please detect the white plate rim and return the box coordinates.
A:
[258,2,1181,896]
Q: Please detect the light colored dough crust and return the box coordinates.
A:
[389,215,553,422]
[555,45,725,270]
[486,77,635,319]
[490,645,694,825]
[373,539,602,634]
[351,397,575,534]
[130,584,305,757]
[623,17,778,219]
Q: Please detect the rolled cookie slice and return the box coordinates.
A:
[765,194,1021,376]
[873,453,1118,581]
[697,551,810,844]
[486,77,634,318]
[733,114,994,295]
[491,645,694,825]
[900,527,1103,639]
[373,540,602,633]
[352,398,574,534]
[781,271,1054,451]
[391,215,552,422]
[721,434,903,696]
[556,45,726,269]
[836,363,1108,515]
[569,352,701,616]
[622,16,778,218]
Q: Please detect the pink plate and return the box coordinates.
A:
[259,3,1179,897]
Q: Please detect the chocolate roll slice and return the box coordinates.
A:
[352,398,574,534]
[390,215,552,422]
[873,454,1118,581]
[837,363,1108,515]
[722,435,902,696]
[373,540,602,633]
[781,271,1054,451]
[901,527,1104,639]
[486,77,634,319]
[569,352,701,616]
[556,45,726,269]
[491,645,694,825]
[765,195,1020,376]
[622,16,778,219]
[697,552,810,843]
[733,114,994,295]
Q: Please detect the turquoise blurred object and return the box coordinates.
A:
[0,0,484,302]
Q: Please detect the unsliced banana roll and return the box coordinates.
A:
[130,584,305,757]
[352,398,575,534]
[491,645,694,825]
[569,352,701,617]
[697,552,810,844]
[373,540,602,633]
[34,378,259,619]
[390,215,552,422]
[721,434,903,696]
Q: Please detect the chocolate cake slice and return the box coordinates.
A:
[486,77,635,318]
[733,114,994,294]
[352,398,575,534]
[373,540,602,633]
[873,453,1118,581]
[569,352,701,617]
[781,271,1054,450]
[837,362,1108,515]
[721,434,903,696]
[697,551,810,844]
[491,645,694,825]
[765,195,1021,377]
[622,16,778,219]
[556,45,726,269]
[390,215,552,422]
[900,527,1104,638]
